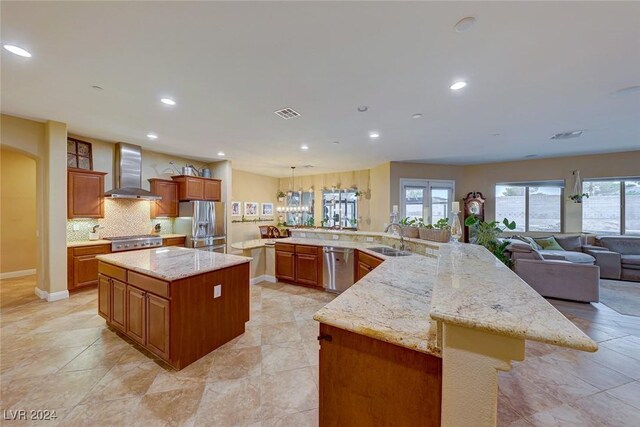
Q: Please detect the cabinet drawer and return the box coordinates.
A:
[163,237,185,247]
[128,271,170,298]
[73,244,110,256]
[98,262,127,282]
[295,245,319,255]
[275,243,296,253]
[359,251,384,269]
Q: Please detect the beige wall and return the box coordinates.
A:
[369,162,391,231]
[0,148,37,273]
[461,151,640,232]
[231,169,279,243]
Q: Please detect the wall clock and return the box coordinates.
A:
[463,192,485,243]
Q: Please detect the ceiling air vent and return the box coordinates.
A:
[274,107,301,119]
[550,130,583,140]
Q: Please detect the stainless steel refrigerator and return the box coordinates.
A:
[174,201,226,253]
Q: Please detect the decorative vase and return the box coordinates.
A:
[450,212,463,243]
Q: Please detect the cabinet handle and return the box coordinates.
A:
[318,334,332,342]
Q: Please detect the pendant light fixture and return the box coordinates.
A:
[277,166,309,213]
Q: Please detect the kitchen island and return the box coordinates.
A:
[96,246,251,370]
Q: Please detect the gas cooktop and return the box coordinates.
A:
[105,234,163,252]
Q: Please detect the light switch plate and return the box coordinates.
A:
[332,235,339,240]
[366,237,374,242]
[214,284,222,298]
[72,224,80,231]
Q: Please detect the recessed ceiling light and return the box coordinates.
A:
[492,133,501,137]
[217,151,225,157]
[612,85,640,96]
[369,132,380,139]
[525,154,538,158]
[412,113,423,119]
[454,17,477,33]
[300,144,309,150]
[332,141,340,145]
[146,133,158,140]
[550,130,584,140]
[91,85,103,91]
[3,44,32,57]
[160,98,176,106]
[357,106,368,112]
[450,81,467,90]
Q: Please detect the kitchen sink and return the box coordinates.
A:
[367,247,413,257]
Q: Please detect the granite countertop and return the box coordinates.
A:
[67,234,186,248]
[430,244,598,352]
[96,246,251,281]
[306,238,596,358]
[231,239,277,250]
[290,228,444,248]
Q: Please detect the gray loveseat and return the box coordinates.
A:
[584,236,640,282]
[503,235,600,303]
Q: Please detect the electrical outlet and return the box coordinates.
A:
[213,285,222,298]
[366,237,374,242]
[72,223,80,231]
[332,235,339,240]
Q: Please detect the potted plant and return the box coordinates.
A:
[568,193,589,203]
[419,218,452,242]
[464,214,517,266]
[277,191,286,202]
[399,217,420,238]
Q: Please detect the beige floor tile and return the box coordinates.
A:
[195,376,262,426]
[260,307,297,325]
[499,373,563,417]
[567,391,640,426]
[135,384,205,426]
[261,341,310,374]
[81,360,162,403]
[61,396,143,426]
[260,367,318,420]
[262,408,319,427]
[207,346,262,381]
[605,381,640,410]
[261,321,303,345]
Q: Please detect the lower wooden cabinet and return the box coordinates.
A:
[126,285,146,345]
[275,243,322,287]
[111,279,127,333]
[355,250,384,281]
[162,236,186,247]
[146,293,170,359]
[98,275,111,320]
[67,244,111,291]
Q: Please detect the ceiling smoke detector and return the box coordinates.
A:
[274,107,301,119]
[550,130,584,140]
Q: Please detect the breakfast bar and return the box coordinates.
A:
[96,247,251,370]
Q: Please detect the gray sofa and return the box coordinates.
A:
[584,236,640,282]
[502,236,600,303]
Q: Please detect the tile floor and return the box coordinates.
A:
[1,275,639,426]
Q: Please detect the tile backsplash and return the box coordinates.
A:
[67,199,174,241]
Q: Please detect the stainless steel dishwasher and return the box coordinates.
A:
[322,247,355,293]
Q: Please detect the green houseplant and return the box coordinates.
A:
[399,217,420,238]
[418,218,452,242]
[568,193,589,203]
[464,214,517,266]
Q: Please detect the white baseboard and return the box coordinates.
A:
[250,274,277,285]
[0,269,36,280]
[34,287,69,302]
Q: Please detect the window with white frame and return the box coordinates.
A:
[495,181,564,232]
[400,179,455,224]
[582,178,640,235]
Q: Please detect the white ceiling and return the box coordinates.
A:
[2,1,639,177]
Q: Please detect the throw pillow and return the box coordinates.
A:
[534,236,565,251]
[512,235,542,250]
[555,235,582,252]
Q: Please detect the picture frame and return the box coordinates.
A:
[261,202,274,217]
[231,201,242,217]
[244,202,259,217]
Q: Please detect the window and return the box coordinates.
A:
[399,179,455,224]
[583,179,640,235]
[495,182,564,232]
[322,189,358,228]
[284,191,314,226]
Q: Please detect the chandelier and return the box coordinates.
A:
[277,166,309,213]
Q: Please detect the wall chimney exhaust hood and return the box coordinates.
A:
[104,142,162,200]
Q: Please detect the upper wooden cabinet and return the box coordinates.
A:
[148,179,178,218]
[67,168,107,218]
[171,175,221,201]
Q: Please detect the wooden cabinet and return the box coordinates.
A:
[172,175,222,201]
[146,293,170,360]
[355,250,384,282]
[162,236,186,247]
[67,244,110,291]
[319,323,442,426]
[149,179,178,218]
[126,286,146,345]
[98,260,250,370]
[67,168,107,218]
[275,243,322,287]
[111,279,127,333]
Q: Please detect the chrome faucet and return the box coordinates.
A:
[384,222,405,251]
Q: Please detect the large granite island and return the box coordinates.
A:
[96,247,251,370]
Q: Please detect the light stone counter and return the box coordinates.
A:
[430,244,598,352]
[230,239,277,250]
[67,234,186,248]
[97,246,251,281]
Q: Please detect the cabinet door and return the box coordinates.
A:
[98,275,111,320]
[203,180,221,201]
[150,180,178,217]
[185,177,204,200]
[275,250,296,282]
[68,170,105,218]
[357,261,372,281]
[146,294,170,360]
[126,286,146,345]
[73,255,100,288]
[296,253,321,287]
[111,279,127,332]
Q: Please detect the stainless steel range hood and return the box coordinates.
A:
[104,142,162,200]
